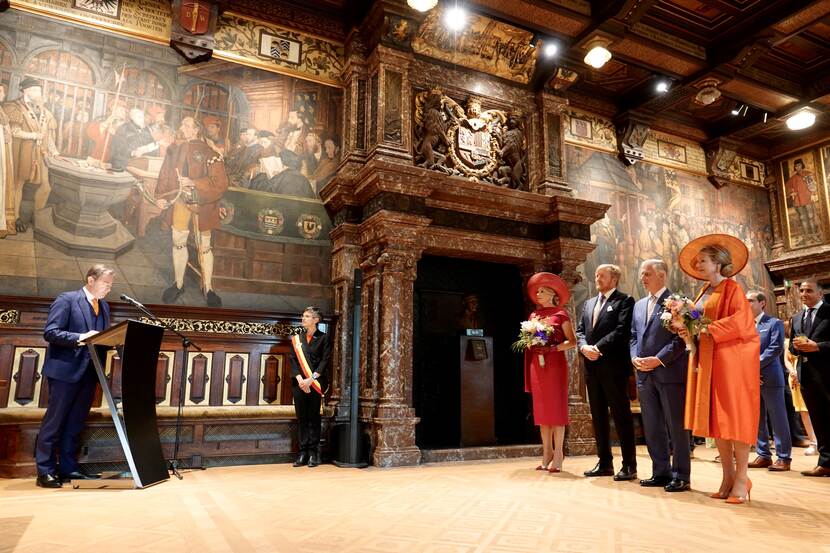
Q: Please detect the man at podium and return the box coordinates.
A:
[34,264,114,488]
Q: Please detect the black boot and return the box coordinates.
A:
[162,284,185,304]
[292,450,309,467]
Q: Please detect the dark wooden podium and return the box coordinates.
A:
[459,335,496,446]
[85,320,169,488]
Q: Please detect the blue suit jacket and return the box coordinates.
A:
[42,289,110,384]
[629,289,687,384]
[757,313,784,387]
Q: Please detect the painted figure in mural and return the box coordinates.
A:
[34,264,114,488]
[785,159,820,240]
[202,115,225,155]
[0,83,12,237]
[85,100,126,167]
[109,108,163,172]
[306,135,339,192]
[61,101,92,158]
[278,110,308,158]
[226,127,262,181]
[156,116,229,307]
[2,76,59,233]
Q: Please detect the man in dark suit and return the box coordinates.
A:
[34,264,114,488]
[790,278,830,477]
[630,260,690,492]
[747,291,792,471]
[576,263,637,480]
[289,306,331,468]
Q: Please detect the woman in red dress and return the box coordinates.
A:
[524,273,576,473]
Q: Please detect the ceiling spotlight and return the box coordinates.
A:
[583,37,612,69]
[786,109,816,130]
[407,0,438,11]
[655,80,669,93]
[731,104,743,116]
[444,6,467,32]
[543,42,558,58]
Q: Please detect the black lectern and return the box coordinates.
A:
[85,320,169,489]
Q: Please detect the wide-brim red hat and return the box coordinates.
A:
[527,272,570,306]
[679,233,749,280]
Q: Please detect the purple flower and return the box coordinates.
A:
[690,310,701,320]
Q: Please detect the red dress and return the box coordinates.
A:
[523,306,570,426]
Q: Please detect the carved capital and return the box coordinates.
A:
[704,137,741,189]
[615,112,652,166]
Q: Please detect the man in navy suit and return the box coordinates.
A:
[790,278,830,477]
[747,291,792,471]
[576,263,637,480]
[34,264,114,488]
[629,260,690,492]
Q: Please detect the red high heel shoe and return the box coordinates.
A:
[726,478,752,504]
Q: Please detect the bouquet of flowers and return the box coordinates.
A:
[512,316,564,367]
[659,293,711,354]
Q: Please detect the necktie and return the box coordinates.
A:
[592,294,606,327]
[803,307,814,336]
[92,298,99,317]
[647,295,657,321]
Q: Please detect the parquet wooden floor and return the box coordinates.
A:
[1,446,828,552]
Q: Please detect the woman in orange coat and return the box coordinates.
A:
[678,234,760,504]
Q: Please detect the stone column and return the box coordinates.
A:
[340,32,370,174]
[765,161,785,258]
[328,223,362,420]
[358,211,430,466]
[533,92,573,197]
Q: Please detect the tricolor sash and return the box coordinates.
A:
[291,334,323,395]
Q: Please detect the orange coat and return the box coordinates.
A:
[684,278,760,444]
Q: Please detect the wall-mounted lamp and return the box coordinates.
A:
[583,37,612,69]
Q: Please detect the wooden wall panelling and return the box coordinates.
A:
[185,351,214,406]
[222,353,249,406]
[7,347,45,409]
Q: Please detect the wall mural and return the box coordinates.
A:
[0,9,339,312]
[566,144,775,306]
[780,148,826,249]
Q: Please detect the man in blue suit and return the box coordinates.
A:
[747,290,792,471]
[630,260,690,492]
[34,264,114,488]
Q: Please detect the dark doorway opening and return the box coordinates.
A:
[413,255,536,449]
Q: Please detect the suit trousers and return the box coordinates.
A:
[585,367,637,469]
[637,374,690,480]
[35,366,98,475]
[292,384,322,453]
[784,384,808,441]
[756,384,792,461]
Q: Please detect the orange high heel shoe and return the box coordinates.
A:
[726,478,752,505]
[708,491,729,499]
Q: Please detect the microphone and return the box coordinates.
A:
[120,294,146,310]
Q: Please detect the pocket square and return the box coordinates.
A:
[607,306,614,312]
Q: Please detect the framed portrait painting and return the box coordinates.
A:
[779,149,826,249]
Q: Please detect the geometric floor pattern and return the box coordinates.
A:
[1,445,828,553]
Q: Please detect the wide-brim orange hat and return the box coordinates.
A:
[679,233,749,280]
[527,272,570,306]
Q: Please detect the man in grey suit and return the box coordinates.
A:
[576,263,637,481]
[630,260,690,491]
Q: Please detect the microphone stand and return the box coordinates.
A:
[125,298,201,480]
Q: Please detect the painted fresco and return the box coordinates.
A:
[0,9,339,312]
[780,149,825,249]
[566,144,775,306]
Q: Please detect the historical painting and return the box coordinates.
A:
[656,139,686,164]
[0,10,340,312]
[72,0,121,19]
[780,150,824,249]
[566,144,775,307]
